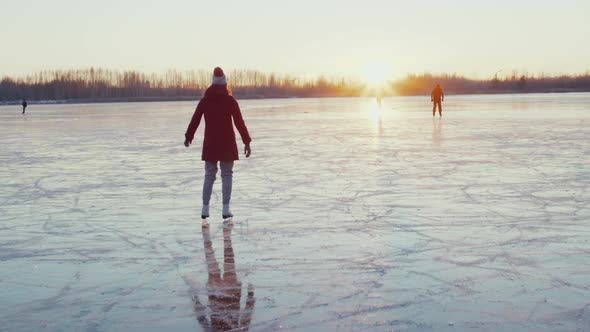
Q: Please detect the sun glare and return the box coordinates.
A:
[363,62,388,87]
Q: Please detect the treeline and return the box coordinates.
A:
[2,68,590,102]
[0,68,363,102]
[392,72,590,95]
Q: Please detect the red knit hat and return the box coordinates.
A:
[212,67,227,85]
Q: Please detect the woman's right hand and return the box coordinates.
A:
[244,144,251,158]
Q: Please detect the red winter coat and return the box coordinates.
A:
[185,85,251,161]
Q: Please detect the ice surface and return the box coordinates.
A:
[1,94,589,331]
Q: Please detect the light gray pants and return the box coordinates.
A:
[203,161,234,205]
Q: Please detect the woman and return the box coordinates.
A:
[184,67,252,220]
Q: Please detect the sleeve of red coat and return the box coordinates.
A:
[230,98,252,145]
[185,101,204,144]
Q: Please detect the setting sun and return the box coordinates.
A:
[363,62,388,87]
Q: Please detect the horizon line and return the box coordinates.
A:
[4,67,590,82]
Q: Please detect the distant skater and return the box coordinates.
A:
[431,84,444,117]
[21,99,27,114]
[184,67,252,221]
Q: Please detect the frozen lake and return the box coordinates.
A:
[1,94,589,331]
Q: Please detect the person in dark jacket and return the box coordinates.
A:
[431,84,444,117]
[185,67,252,220]
[22,99,28,114]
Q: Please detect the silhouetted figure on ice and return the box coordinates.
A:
[185,67,252,221]
[431,84,444,117]
[21,99,27,114]
[191,222,255,331]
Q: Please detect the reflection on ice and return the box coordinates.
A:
[432,117,443,144]
[369,98,383,135]
[192,222,255,331]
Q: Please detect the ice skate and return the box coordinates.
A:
[201,204,209,220]
[222,204,233,220]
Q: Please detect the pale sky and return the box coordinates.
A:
[1,0,589,79]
